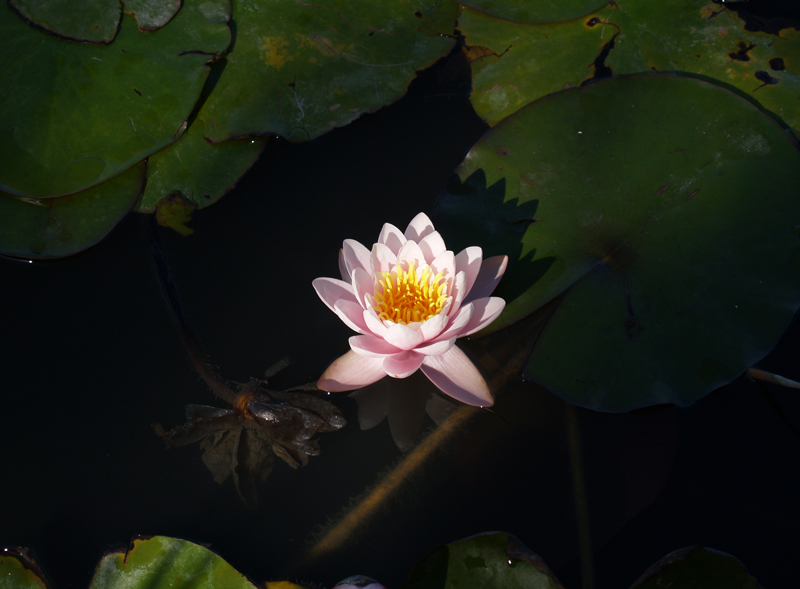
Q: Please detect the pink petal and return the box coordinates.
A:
[419,309,449,341]
[371,242,397,274]
[415,336,456,356]
[313,277,357,313]
[337,248,348,281]
[349,335,402,357]
[459,297,506,336]
[378,223,406,254]
[353,267,375,310]
[396,240,426,270]
[334,299,370,335]
[404,212,435,242]
[343,239,371,276]
[418,231,447,264]
[446,270,468,318]
[455,246,483,300]
[421,346,493,406]
[430,250,455,281]
[464,255,508,303]
[318,351,386,392]
[383,351,424,378]
[364,308,389,337]
[432,302,474,342]
[383,323,425,350]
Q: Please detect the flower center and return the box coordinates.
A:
[373,261,448,325]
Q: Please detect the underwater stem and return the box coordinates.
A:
[565,401,594,589]
[144,215,237,404]
[304,405,477,561]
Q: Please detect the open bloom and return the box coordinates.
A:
[313,213,507,406]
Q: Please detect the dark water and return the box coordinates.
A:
[3,16,800,589]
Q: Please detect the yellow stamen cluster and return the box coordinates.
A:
[373,261,448,325]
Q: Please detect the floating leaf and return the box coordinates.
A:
[462,0,800,136]
[0,0,230,198]
[88,536,258,589]
[197,0,456,143]
[448,74,800,411]
[0,547,51,589]
[459,0,610,26]
[459,6,614,126]
[0,161,146,259]
[631,546,762,589]
[124,0,183,31]
[7,0,121,43]
[136,119,266,213]
[402,532,563,589]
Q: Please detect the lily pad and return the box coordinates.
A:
[197,0,456,143]
[402,532,564,589]
[89,536,258,589]
[630,546,761,589]
[460,0,610,26]
[124,0,183,32]
[449,74,800,411]
[0,0,230,198]
[0,548,51,589]
[461,0,800,137]
[136,119,266,213]
[0,161,146,259]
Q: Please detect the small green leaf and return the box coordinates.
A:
[0,161,146,259]
[8,0,121,43]
[136,119,266,213]
[449,74,800,411]
[88,536,259,589]
[0,548,51,589]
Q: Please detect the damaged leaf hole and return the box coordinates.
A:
[729,41,755,62]
[769,57,785,71]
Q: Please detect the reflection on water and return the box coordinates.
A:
[1,40,799,589]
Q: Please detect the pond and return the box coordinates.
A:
[2,2,800,589]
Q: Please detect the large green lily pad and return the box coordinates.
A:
[460,0,610,26]
[89,536,258,589]
[197,0,456,143]
[0,0,230,198]
[136,119,267,213]
[462,0,800,136]
[0,161,146,259]
[403,532,564,589]
[448,74,800,411]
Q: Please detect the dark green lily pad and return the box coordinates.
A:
[460,0,610,26]
[403,532,564,589]
[136,120,266,213]
[0,0,230,198]
[89,536,258,589]
[8,0,184,42]
[460,6,614,127]
[0,161,146,259]
[0,548,51,589]
[462,0,800,137]
[124,0,183,32]
[631,546,761,589]
[197,0,456,143]
[449,74,800,411]
[8,0,121,43]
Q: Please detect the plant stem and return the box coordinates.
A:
[565,401,594,589]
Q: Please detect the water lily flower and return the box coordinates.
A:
[313,212,507,406]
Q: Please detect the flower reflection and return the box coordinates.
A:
[313,212,507,406]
